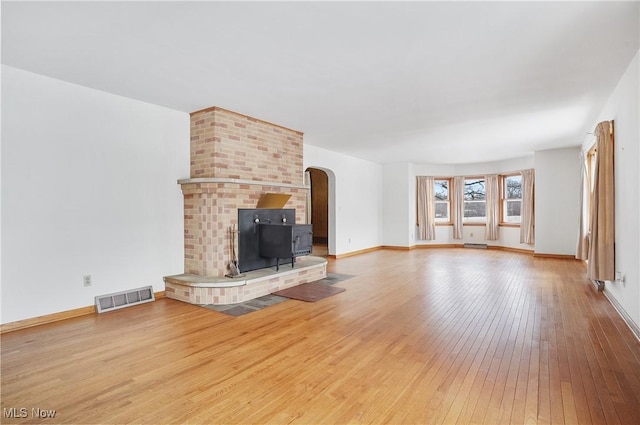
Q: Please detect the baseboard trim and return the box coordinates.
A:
[380,245,414,250]
[413,244,533,255]
[0,291,166,334]
[349,244,533,255]
[489,246,534,255]
[330,246,382,259]
[0,305,96,334]
[533,253,579,260]
[413,244,465,249]
[602,288,640,342]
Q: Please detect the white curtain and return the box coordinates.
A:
[452,176,465,239]
[417,176,436,240]
[485,174,499,241]
[576,152,590,260]
[520,169,535,244]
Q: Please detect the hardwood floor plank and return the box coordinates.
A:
[537,340,551,425]
[2,249,640,424]
[547,280,567,425]
[561,381,580,425]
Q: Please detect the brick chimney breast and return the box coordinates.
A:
[181,107,308,277]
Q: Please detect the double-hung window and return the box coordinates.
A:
[463,178,486,222]
[501,174,522,224]
[434,179,451,223]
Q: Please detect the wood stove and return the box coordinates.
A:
[238,209,313,273]
[259,223,312,270]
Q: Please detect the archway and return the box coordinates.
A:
[305,167,335,257]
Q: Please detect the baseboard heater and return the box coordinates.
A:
[95,286,155,313]
[464,243,488,249]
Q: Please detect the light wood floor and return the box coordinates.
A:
[2,249,640,424]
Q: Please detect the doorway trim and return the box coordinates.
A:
[305,167,336,256]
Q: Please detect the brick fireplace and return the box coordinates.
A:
[164,107,327,305]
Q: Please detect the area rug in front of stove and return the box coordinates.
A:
[272,281,345,302]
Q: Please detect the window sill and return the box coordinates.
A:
[499,223,521,228]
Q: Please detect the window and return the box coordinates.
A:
[588,147,597,193]
[464,178,486,221]
[434,179,450,223]
[501,174,522,224]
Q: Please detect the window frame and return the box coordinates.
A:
[584,144,597,226]
[433,178,452,225]
[462,177,486,223]
[499,173,523,226]
[588,146,597,195]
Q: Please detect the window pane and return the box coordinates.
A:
[464,179,485,201]
[507,200,521,216]
[435,202,449,219]
[504,200,521,222]
[505,175,522,199]
[434,180,449,201]
[464,201,486,218]
[463,179,486,219]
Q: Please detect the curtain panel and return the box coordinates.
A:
[587,120,615,281]
[576,152,590,260]
[520,169,535,244]
[452,176,465,239]
[416,176,436,240]
[485,174,499,240]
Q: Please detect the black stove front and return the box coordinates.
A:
[258,223,312,270]
[237,209,313,273]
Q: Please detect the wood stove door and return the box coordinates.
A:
[292,225,313,256]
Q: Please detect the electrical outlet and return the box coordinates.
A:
[83,275,92,287]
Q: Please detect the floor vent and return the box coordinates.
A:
[95,286,155,313]
[464,243,488,249]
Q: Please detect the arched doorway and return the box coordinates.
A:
[306,167,332,257]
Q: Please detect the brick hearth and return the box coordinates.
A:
[164,256,327,305]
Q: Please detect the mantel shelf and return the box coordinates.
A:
[178,177,309,190]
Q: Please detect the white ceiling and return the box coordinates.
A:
[2,1,639,164]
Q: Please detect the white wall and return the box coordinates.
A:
[453,156,534,177]
[304,144,383,256]
[1,66,190,324]
[382,162,413,247]
[586,51,639,330]
[534,147,582,256]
